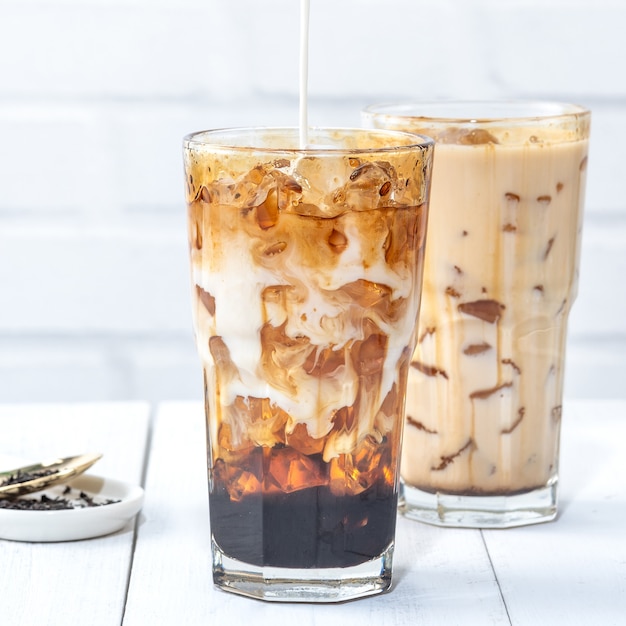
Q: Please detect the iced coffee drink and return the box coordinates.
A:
[183,128,433,600]
[364,102,590,527]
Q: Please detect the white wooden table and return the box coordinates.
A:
[1,400,624,625]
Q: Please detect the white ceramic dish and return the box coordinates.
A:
[0,468,144,543]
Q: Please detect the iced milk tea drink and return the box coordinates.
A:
[183,128,433,600]
[364,102,590,528]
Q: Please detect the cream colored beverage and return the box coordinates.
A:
[183,127,433,600]
[364,102,590,527]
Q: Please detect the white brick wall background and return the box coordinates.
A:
[0,0,625,404]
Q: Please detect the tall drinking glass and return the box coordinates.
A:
[363,102,590,528]
[183,128,433,600]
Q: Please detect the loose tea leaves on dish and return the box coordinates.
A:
[0,486,120,511]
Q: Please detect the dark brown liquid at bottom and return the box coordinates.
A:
[210,479,397,569]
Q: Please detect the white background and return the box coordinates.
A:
[0,0,624,404]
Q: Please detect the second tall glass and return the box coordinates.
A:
[364,102,590,528]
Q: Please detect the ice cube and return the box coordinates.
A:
[286,422,325,455]
[266,447,325,493]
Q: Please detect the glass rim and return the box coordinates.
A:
[362,100,590,125]
[183,126,434,154]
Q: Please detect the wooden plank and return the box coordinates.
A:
[483,400,626,625]
[0,402,151,626]
[124,402,508,625]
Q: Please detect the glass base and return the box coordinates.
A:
[399,479,558,529]
[211,538,393,602]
